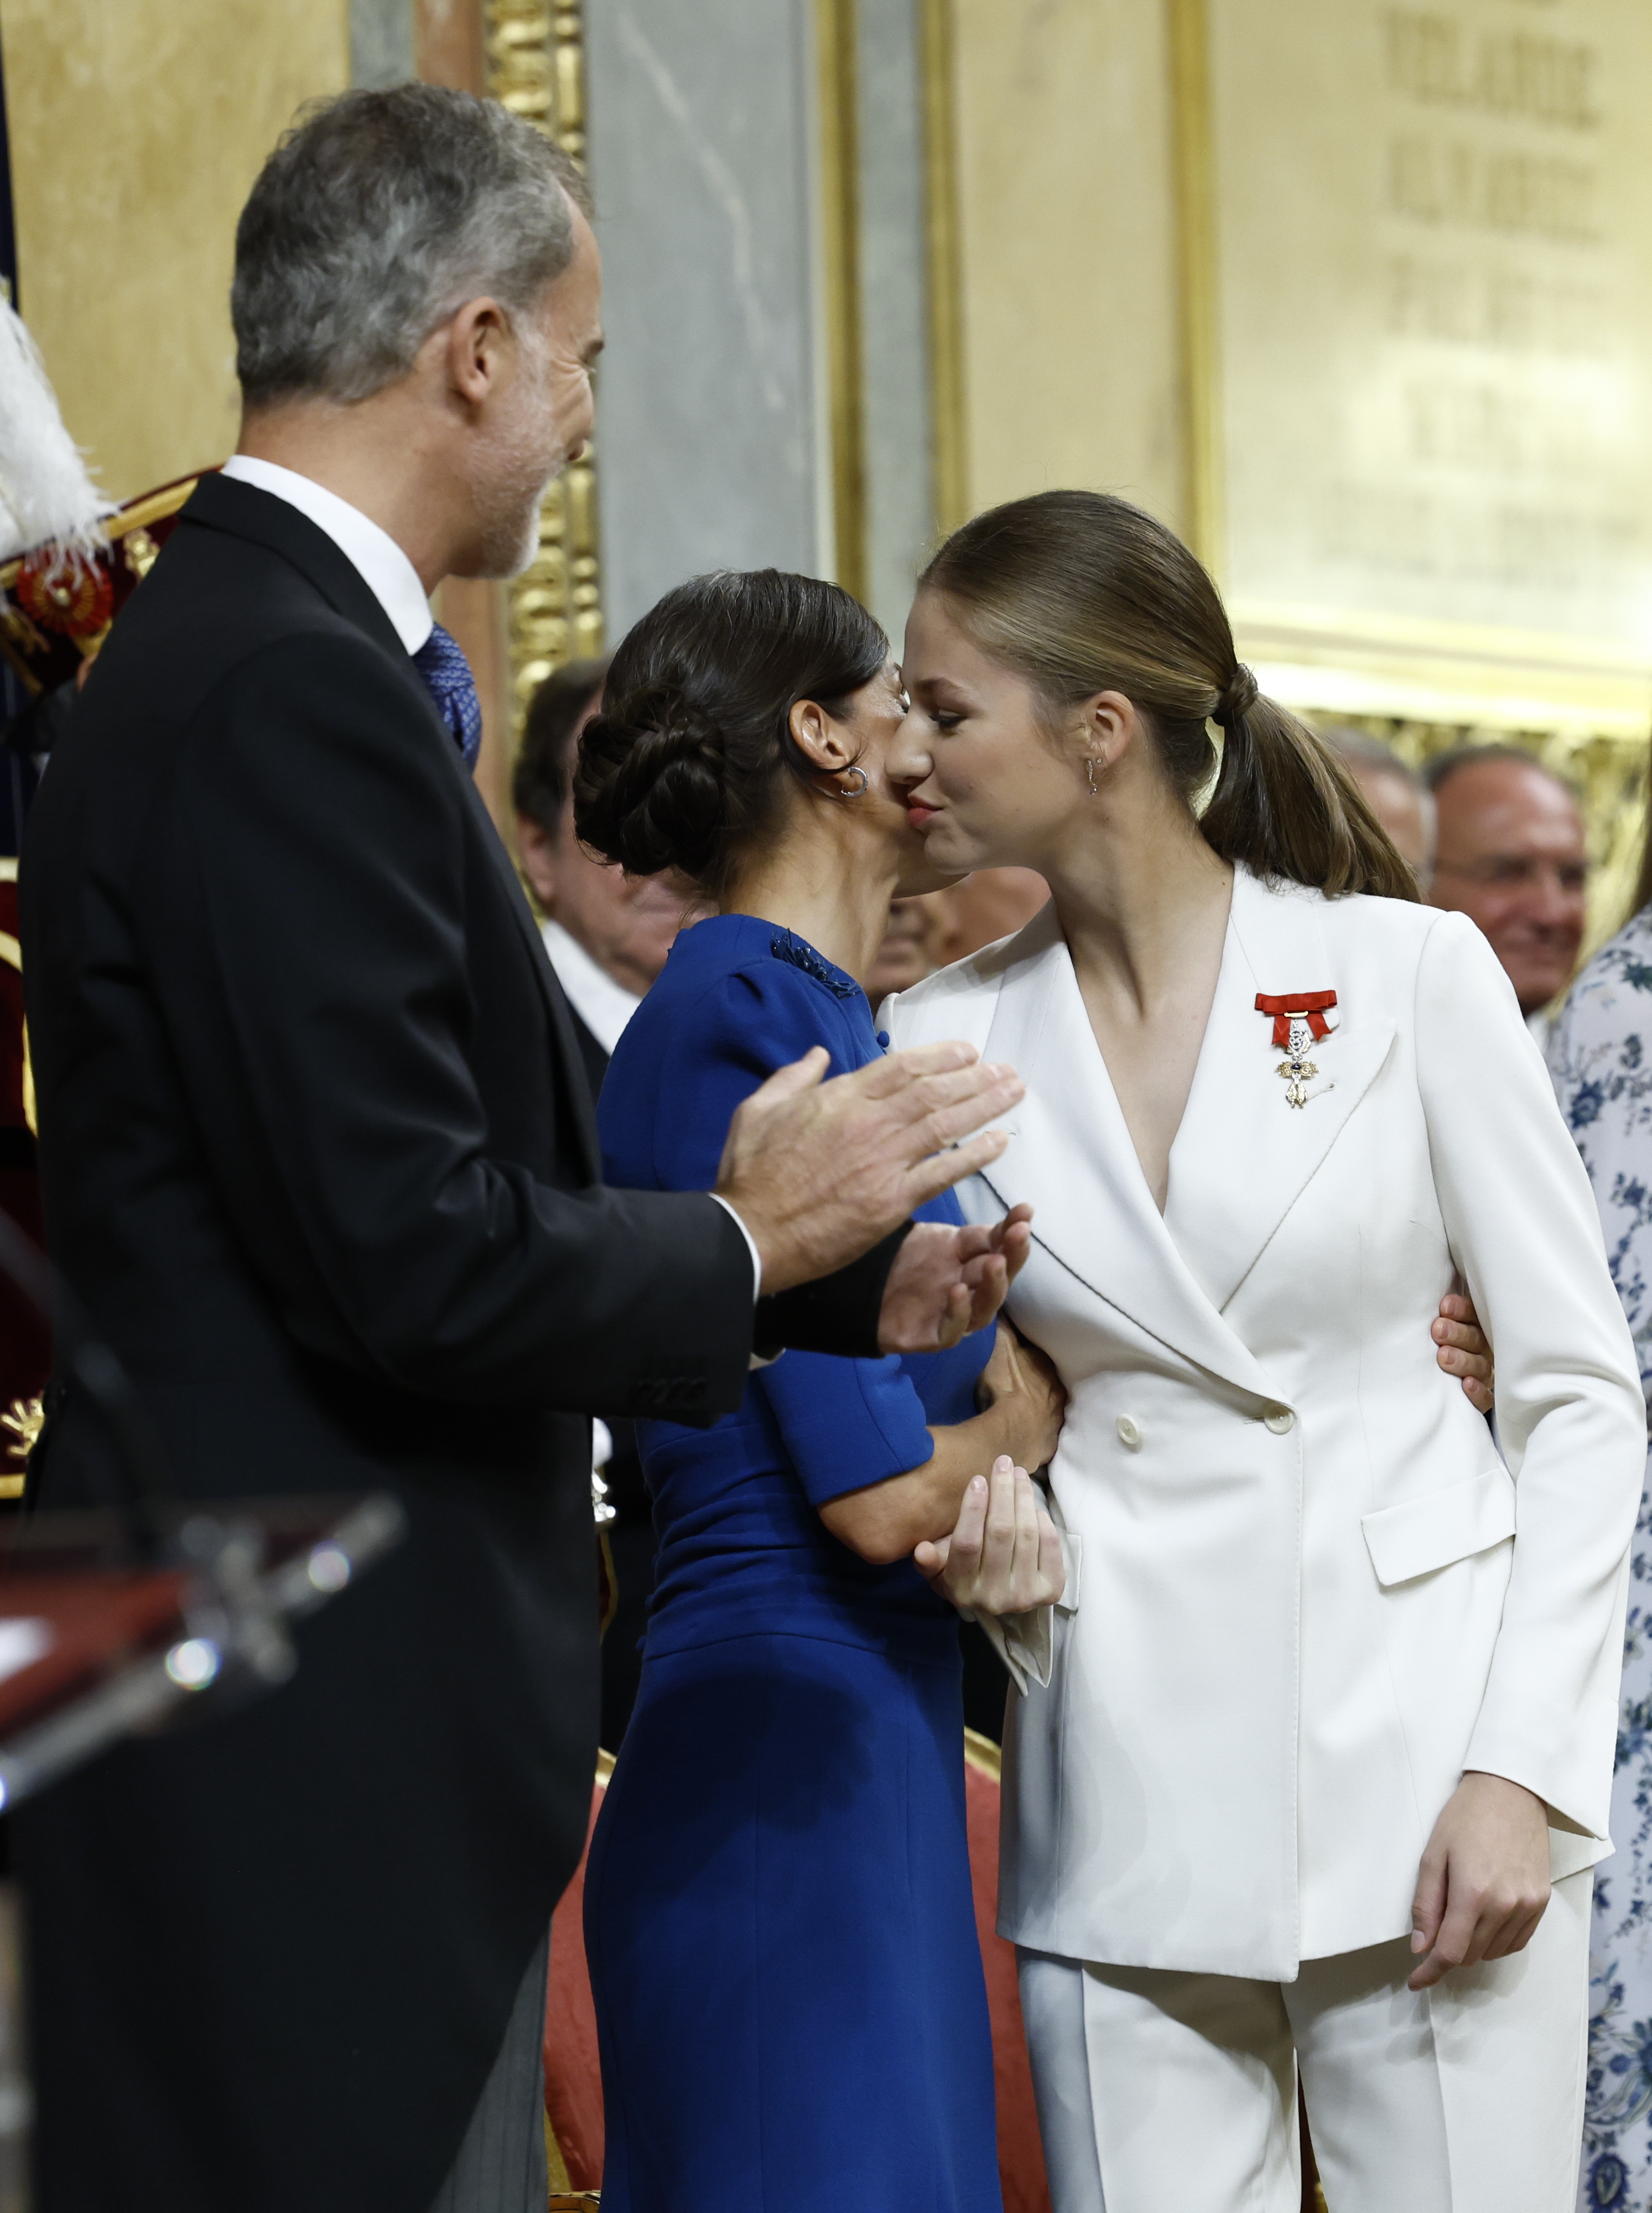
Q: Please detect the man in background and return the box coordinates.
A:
[513,655,706,1745]
[937,866,1049,966]
[1425,744,1588,1031]
[513,656,704,1092]
[864,893,951,1008]
[1321,725,1437,887]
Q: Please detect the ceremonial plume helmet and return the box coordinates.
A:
[0,296,109,569]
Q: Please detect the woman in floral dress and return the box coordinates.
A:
[1549,880,1652,2213]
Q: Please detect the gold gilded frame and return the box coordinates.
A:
[484,0,604,720]
[816,0,867,602]
[1168,0,1224,576]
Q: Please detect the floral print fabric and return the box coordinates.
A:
[1547,907,1652,2212]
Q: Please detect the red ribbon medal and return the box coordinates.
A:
[1254,991,1338,1108]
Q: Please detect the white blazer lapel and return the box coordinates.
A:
[1166,868,1396,1312]
[981,911,1273,1400]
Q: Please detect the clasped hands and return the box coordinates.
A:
[915,1454,1067,1619]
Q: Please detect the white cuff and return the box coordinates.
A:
[709,1192,762,1300]
[708,1193,781,1369]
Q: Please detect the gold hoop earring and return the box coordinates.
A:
[1085,757,1099,797]
[834,767,869,798]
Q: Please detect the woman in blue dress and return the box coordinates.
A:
[574,569,1068,2213]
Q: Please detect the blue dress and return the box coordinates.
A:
[585,913,1003,2213]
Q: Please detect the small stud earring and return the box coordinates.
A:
[1085,756,1099,797]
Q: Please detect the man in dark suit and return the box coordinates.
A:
[513,656,692,1746]
[18,86,1025,2213]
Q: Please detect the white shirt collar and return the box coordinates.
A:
[219,454,434,655]
[539,919,642,1057]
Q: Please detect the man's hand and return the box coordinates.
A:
[1433,1290,1494,1414]
[915,1455,1065,1617]
[715,1042,1024,1300]
[1408,1770,1551,1989]
[876,1207,1034,1355]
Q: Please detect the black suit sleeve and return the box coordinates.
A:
[140,632,754,1422]
[754,1222,911,1359]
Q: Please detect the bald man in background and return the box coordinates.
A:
[1424,744,1588,1031]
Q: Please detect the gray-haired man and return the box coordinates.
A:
[18,86,1025,2213]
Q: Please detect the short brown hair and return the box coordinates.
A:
[512,657,610,834]
[234,85,593,407]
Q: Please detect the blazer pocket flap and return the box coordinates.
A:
[1362,1467,1515,1588]
[1056,1529,1082,1614]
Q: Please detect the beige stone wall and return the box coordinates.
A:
[948,0,1186,532]
[0,0,350,501]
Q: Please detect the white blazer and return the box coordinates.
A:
[885,865,1645,1981]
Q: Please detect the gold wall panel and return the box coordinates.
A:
[1196,0,1652,739]
[0,0,351,500]
[946,0,1187,536]
[484,0,602,724]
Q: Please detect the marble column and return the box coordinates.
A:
[855,0,937,641]
[585,0,831,637]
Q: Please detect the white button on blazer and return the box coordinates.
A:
[884,864,1644,1981]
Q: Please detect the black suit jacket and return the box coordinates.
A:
[16,475,867,2211]
[561,985,614,1112]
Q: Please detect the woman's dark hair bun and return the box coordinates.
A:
[572,569,887,898]
[576,687,731,882]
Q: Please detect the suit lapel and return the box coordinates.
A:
[1165,867,1395,1311]
[982,911,1272,1399]
[186,474,605,1184]
[460,779,602,1183]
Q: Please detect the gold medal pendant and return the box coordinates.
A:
[1276,1035,1319,1109]
[1255,991,1338,1111]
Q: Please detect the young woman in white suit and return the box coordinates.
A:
[881,492,1646,2213]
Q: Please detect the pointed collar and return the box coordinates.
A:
[1167,867,1395,1311]
[980,897,1273,1400]
[984,869,1394,1391]
[179,472,409,664]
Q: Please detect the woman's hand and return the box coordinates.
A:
[1407,1770,1551,1989]
[976,1321,1067,1472]
[819,1316,1064,1566]
[1433,1290,1493,1414]
[915,1454,1066,1617]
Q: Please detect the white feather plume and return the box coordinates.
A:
[0,297,111,567]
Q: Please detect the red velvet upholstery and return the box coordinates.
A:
[543,1741,1052,2208]
[963,1736,1051,2213]
[542,1773,607,2194]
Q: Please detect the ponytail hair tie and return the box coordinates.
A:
[1213,664,1258,728]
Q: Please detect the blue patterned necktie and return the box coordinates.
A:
[412,622,483,773]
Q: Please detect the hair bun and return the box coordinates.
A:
[573,685,731,880]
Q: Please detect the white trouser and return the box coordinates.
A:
[1018,1869,1591,2213]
